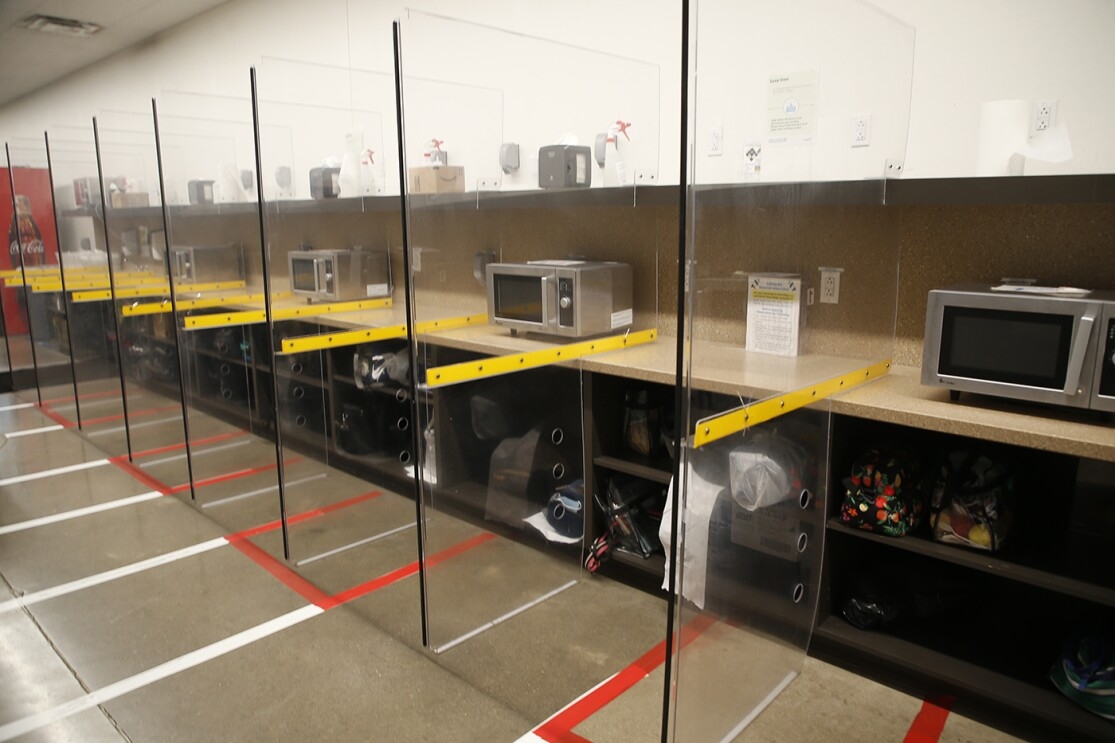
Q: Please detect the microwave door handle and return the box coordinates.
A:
[540,275,554,329]
[1063,313,1096,395]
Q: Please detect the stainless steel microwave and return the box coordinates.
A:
[287,247,392,303]
[486,260,633,339]
[922,284,1115,413]
[170,245,244,286]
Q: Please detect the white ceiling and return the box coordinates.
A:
[0,0,233,107]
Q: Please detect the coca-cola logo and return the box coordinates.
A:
[9,239,44,255]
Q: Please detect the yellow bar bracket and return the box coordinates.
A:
[271,297,392,321]
[692,358,892,448]
[426,327,658,389]
[279,313,487,354]
[282,323,407,353]
[74,280,248,302]
[183,310,267,329]
[183,297,393,331]
[176,280,247,293]
[121,300,175,317]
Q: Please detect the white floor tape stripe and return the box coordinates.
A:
[434,580,578,654]
[0,459,110,488]
[515,670,622,743]
[0,604,323,741]
[87,415,183,437]
[4,425,65,438]
[295,523,414,566]
[0,534,226,613]
[717,671,798,743]
[0,491,164,538]
[142,438,251,467]
[201,473,327,508]
[0,403,35,412]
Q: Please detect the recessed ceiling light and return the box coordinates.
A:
[19,14,103,38]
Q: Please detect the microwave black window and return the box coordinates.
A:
[494,275,543,324]
[939,306,1073,389]
[291,259,318,292]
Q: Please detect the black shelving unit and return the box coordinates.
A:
[815,412,1115,742]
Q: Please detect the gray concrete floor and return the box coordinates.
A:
[0,384,1028,742]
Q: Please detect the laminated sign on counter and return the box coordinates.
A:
[746,273,801,356]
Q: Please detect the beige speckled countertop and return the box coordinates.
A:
[223,294,1114,464]
[830,365,1115,463]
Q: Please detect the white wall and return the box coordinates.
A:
[1,0,1112,183]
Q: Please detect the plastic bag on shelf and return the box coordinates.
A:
[929,450,1013,552]
[728,430,808,511]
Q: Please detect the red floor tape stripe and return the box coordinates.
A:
[324,532,496,610]
[39,389,120,405]
[36,403,76,428]
[231,491,384,541]
[164,457,302,495]
[226,536,335,608]
[82,404,181,427]
[903,696,953,743]
[534,613,717,743]
[108,456,174,495]
[228,520,493,611]
[130,430,248,460]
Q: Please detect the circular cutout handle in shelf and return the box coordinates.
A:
[792,583,805,604]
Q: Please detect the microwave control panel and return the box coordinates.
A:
[558,278,574,328]
[1100,315,1115,399]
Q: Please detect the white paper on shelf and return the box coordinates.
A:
[523,509,581,545]
[991,284,1091,296]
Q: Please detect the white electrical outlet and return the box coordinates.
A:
[820,267,842,304]
[1031,100,1058,136]
[851,114,871,147]
[707,120,724,156]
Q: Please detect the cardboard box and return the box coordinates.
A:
[109,192,150,208]
[409,166,464,194]
[729,500,804,562]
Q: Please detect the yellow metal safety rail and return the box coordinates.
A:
[425,328,658,389]
[71,280,247,302]
[119,292,293,316]
[279,313,487,354]
[692,358,891,448]
[182,298,393,331]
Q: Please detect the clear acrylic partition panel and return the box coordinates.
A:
[152,91,283,536]
[253,58,408,566]
[5,138,72,403]
[399,11,668,734]
[670,1,915,740]
[94,110,190,487]
[43,126,128,447]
